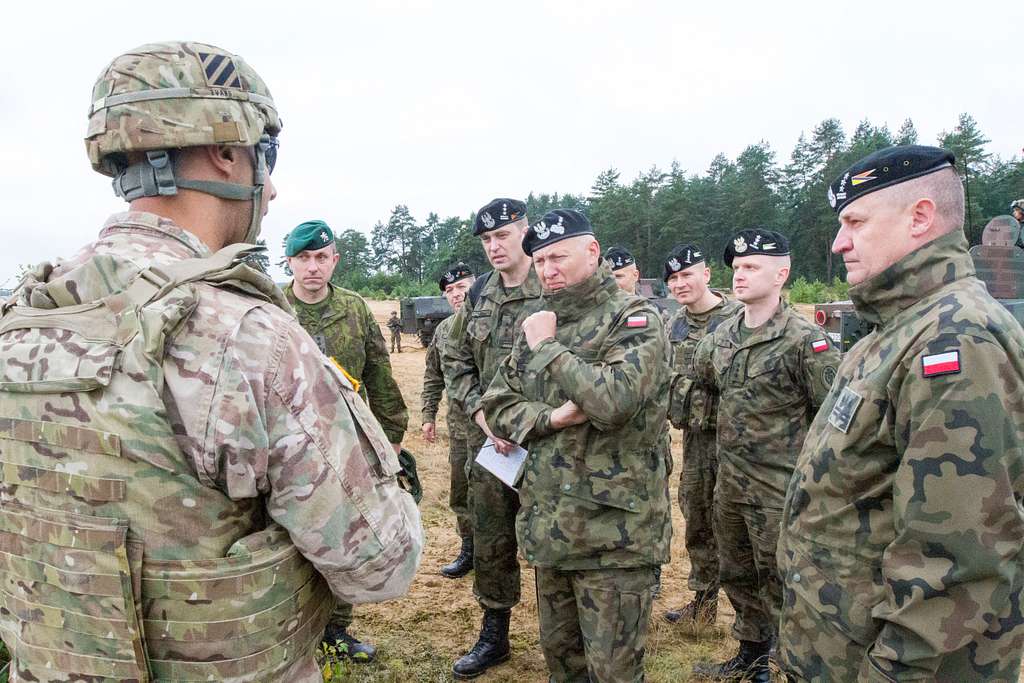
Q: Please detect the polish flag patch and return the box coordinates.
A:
[922,351,961,377]
[811,339,830,353]
[626,315,648,328]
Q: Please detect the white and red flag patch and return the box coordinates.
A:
[626,315,648,328]
[811,339,829,353]
[921,350,961,377]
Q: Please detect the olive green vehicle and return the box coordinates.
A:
[815,215,1024,353]
[400,296,454,347]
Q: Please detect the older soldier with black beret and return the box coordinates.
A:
[778,145,1024,681]
[604,245,642,294]
[661,243,741,629]
[691,229,839,682]
[421,262,477,579]
[483,209,672,682]
[443,197,542,678]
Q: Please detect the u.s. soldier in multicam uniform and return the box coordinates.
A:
[0,41,422,682]
[660,243,741,628]
[442,197,543,679]
[283,219,410,662]
[421,262,477,579]
[691,228,839,682]
[779,145,1024,682]
[482,209,672,683]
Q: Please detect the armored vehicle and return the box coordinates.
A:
[400,296,453,347]
[815,215,1024,353]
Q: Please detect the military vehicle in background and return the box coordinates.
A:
[638,278,681,317]
[400,296,453,347]
[815,215,1024,353]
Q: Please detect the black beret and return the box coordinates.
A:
[604,246,635,271]
[663,243,705,281]
[829,145,956,215]
[522,209,594,257]
[473,198,528,235]
[724,229,790,267]
[438,262,474,293]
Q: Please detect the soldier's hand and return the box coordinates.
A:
[391,443,402,456]
[474,410,516,455]
[550,400,588,430]
[522,311,557,350]
[422,422,436,443]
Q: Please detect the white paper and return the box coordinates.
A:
[475,438,528,490]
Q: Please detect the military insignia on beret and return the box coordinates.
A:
[626,315,648,328]
[668,257,681,271]
[499,203,510,221]
[445,272,455,282]
[613,255,625,267]
[828,385,862,434]
[320,230,330,243]
[481,212,496,229]
[692,250,701,260]
[851,169,877,186]
[828,185,838,209]
[811,338,829,353]
[921,350,960,377]
[733,236,748,253]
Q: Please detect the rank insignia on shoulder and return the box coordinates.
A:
[921,350,960,377]
[626,315,648,328]
[811,338,829,353]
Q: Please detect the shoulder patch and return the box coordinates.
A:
[626,314,648,328]
[921,350,960,378]
[811,338,830,353]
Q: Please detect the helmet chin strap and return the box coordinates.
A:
[112,143,268,244]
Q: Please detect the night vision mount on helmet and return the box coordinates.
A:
[85,41,281,244]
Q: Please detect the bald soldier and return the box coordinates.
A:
[778,146,1024,681]
[605,245,642,294]
[483,210,672,682]
[284,219,410,661]
[421,262,477,578]
[691,229,839,682]
[0,41,422,681]
[443,197,542,678]
[661,243,741,628]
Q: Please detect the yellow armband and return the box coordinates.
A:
[329,357,362,394]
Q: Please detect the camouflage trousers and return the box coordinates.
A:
[390,331,401,352]
[465,429,520,609]
[679,427,719,592]
[327,601,354,630]
[713,494,783,644]
[448,415,472,538]
[535,566,657,683]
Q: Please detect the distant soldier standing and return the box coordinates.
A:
[285,219,410,662]
[661,243,741,628]
[779,146,1024,681]
[1011,198,1024,249]
[422,262,477,578]
[388,310,403,352]
[483,210,672,683]
[604,245,642,294]
[691,229,839,682]
[443,197,542,678]
[0,41,422,681]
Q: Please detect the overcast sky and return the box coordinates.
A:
[2,0,1020,286]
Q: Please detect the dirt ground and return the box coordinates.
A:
[342,301,743,682]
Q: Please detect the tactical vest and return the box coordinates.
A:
[0,245,331,681]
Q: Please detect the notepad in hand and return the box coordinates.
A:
[475,438,528,490]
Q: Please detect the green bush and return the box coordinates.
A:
[788,276,850,304]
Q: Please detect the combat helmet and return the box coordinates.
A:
[1010,199,1024,215]
[85,41,281,243]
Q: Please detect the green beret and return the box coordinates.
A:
[286,220,335,256]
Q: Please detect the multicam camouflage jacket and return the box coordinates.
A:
[666,292,742,431]
[421,314,470,435]
[442,267,543,421]
[0,213,423,681]
[693,298,838,507]
[284,283,408,443]
[481,264,672,570]
[778,229,1024,682]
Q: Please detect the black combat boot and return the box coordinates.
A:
[691,639,771,682]
[663,588,718,625]
[452,608,511,679]
[322,623,377,663]
[441,536,474,579]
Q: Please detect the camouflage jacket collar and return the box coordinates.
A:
[722,297,792,349]
[283,281,335,308]
[101,211,212,258]
[685,290,735,326]
[485,264,543,301]
[850,230,975,328]
[541,262,618,322]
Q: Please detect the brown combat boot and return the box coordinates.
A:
[663,588,718,626]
